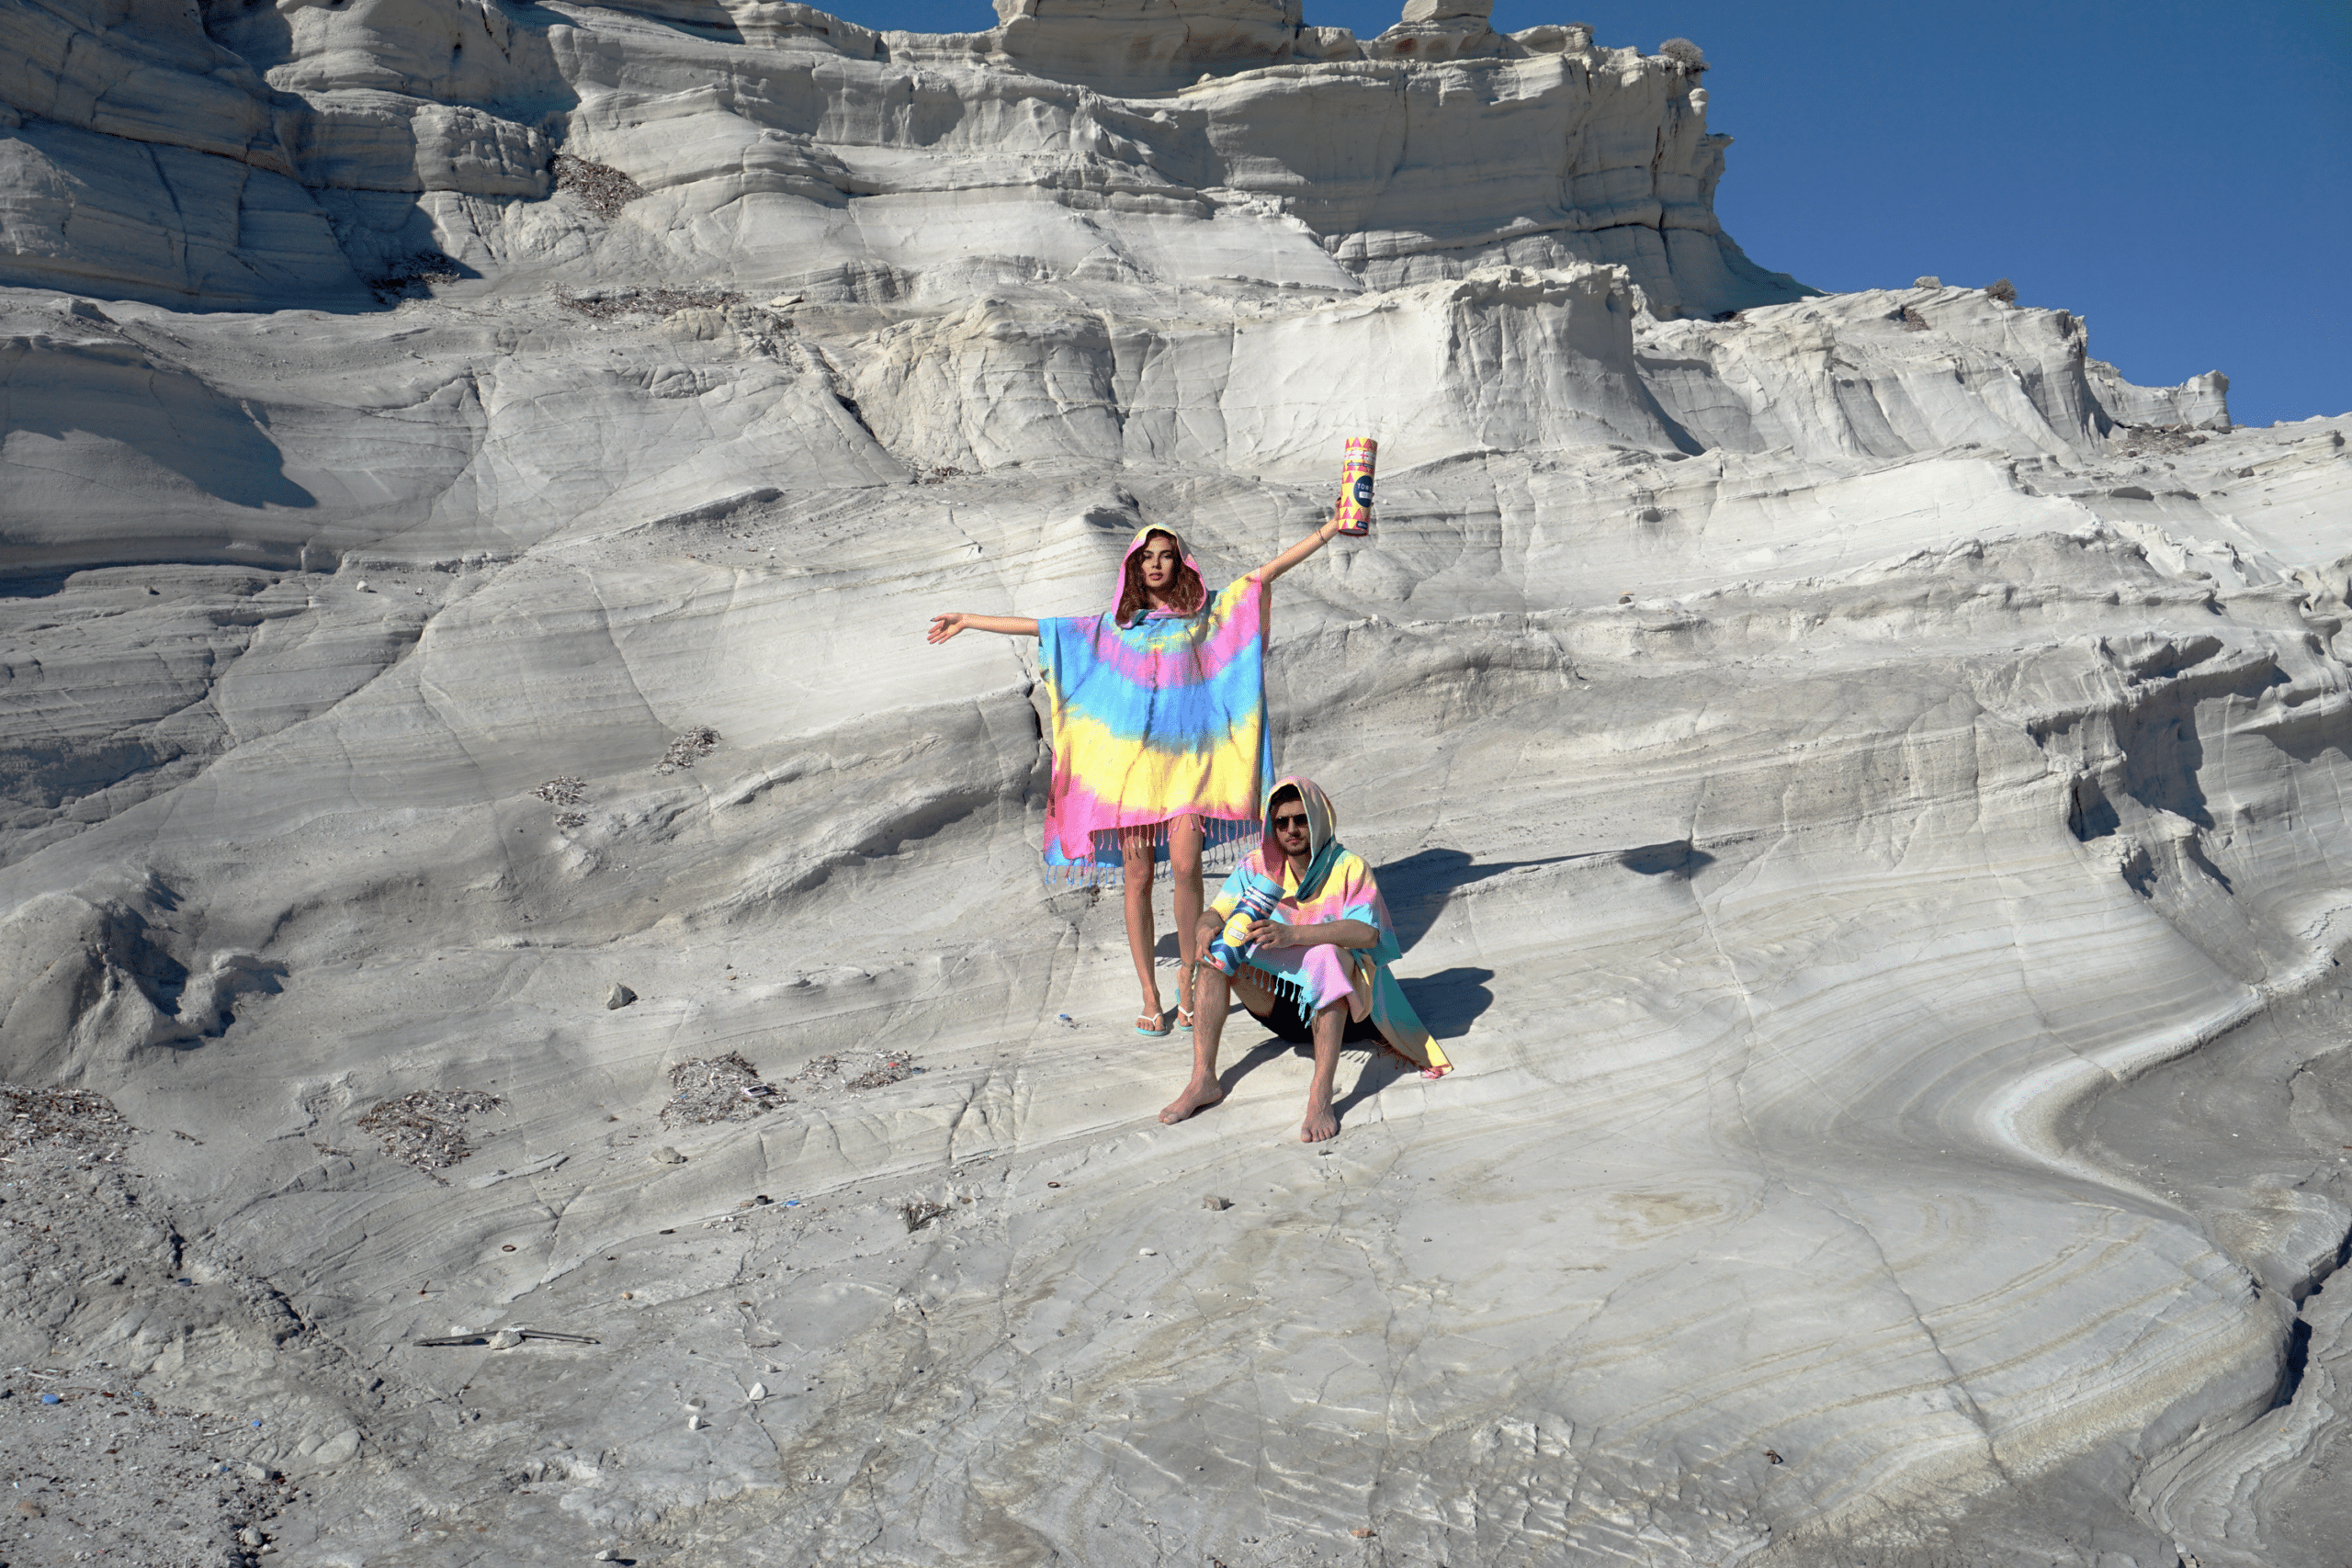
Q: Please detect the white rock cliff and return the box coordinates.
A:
[2,3,2349,1566]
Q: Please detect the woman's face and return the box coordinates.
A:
[1136,537,1181,593]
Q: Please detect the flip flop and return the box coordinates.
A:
[1135,1010,1171,1037]
[1176,961,1197,1030]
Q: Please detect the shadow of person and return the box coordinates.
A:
[1400,966,1496,1038]
[1210,1030,1292,1099]
[1333,1043,1411,1123]
[1378,848,1581,953]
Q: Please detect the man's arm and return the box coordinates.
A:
[1249,918,1377,950]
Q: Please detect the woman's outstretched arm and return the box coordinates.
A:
[927,612,1040,644]
[1251,502,1346,587]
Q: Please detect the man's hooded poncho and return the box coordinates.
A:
[1035,525,1272,884]
[1205,776,1451,1077]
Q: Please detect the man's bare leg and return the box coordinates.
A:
[1121,831,1162,1023]
[1159,946,1229,1123]
[1302,1001,1344,1143]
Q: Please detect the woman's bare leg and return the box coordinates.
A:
[1122,828,1163,1021]
[1169,815,1205,1015]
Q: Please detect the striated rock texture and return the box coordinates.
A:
[1,0,1799,316]
[3,6,2351,1568]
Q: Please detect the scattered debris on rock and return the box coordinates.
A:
[662,1053,783,1125]
[1,1083,132,1161]
[2115,423,2216,457]
[534,776,591,829]
[656,726,722,773]
[355,1091,503,1174]
[0,1379,300,1567]
[552,152,645,220]
[558,287,742,322]
[786,1050,922,1093]
[367,251,461,302]
[900,1199,950,1233]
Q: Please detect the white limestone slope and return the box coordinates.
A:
[4,5,2352,1567]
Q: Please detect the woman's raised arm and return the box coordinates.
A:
[927,612,1041,644]
[1251,502,1346,588]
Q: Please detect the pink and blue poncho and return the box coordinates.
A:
[1205,776,1451,1077]
[1035,526,1272,884]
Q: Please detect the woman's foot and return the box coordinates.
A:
[1135,1008,1171,1036]
[1159,1075,1225,1124]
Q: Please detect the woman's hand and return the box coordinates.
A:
[927,613,1040,643]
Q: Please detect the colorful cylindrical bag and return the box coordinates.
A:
[1333,436,1376,536]
[1207,881,1281,975]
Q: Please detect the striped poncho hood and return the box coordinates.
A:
[1035,525,1272,883]
[1209,775,1451,1077]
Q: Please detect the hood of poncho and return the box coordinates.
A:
[1117,525,1206,625]
[1261,774,1343,899]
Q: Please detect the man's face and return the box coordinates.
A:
[1272,801,1311,856]
[1137,540,1179,592]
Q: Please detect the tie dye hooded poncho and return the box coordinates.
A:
[1035,526,1272,884]
[1204,776,1451,1077]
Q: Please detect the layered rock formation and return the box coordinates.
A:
[4,5,2350,1567]
[1,0,1797,315]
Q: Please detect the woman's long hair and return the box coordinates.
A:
[1115,528,1206,626]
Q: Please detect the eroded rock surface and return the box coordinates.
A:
[3,5,2350,1566]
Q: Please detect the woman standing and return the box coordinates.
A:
[927,513,1346,1034]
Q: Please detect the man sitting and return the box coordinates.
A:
[1159,776,1449,1142]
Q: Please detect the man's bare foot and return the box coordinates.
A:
[1159,1076,1226,1124]
[1300,1100,1338,1143]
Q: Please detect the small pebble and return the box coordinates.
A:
[650,1146,686,1165]
[1139,1247,1158,1256]
[1351,1526,1375,1539]
[747,1382,768,1402]
[605,983,638,1010]
[1204,1195,1231,1211]
[40,1393,61,1404]
[686,1413,705,1430]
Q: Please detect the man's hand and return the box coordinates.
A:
[1245,919,1295,948]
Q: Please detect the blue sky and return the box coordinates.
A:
[823,0,2349,428]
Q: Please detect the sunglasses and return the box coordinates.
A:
[1272,813,1310,832]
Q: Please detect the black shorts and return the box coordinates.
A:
[1243,993,1385,1046]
